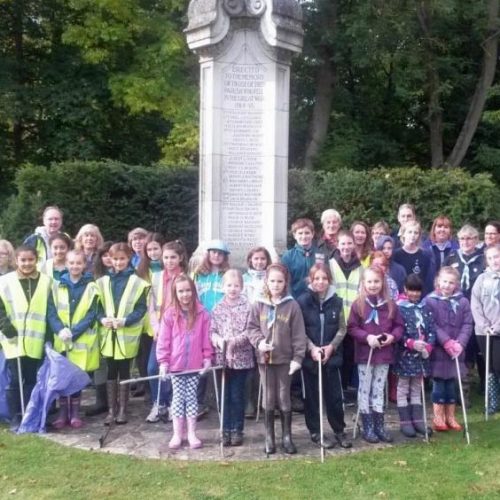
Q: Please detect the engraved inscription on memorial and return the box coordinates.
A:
[221,59,266,249]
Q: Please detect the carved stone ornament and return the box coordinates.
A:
[223,0,266,17]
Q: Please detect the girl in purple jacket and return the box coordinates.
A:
[425,266,473,432]
[348,266,404,443]
[157,274,213,450]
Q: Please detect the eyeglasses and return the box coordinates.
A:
[0,252,9,256]
[459,237,476,241]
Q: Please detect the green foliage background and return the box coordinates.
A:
[2,162,498,249]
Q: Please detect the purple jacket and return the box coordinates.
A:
[347,299,404,365]
[425,293,473,379]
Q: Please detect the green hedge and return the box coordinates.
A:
[1,162,498,249]
[1,161,198,251]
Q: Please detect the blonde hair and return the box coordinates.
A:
[0,239,16,270]
[74,224,104,252]
[66,249,86,264]
[435,266,460,293]
[355,266,395,319]
[400,220,422,246]
[223,268,244,288]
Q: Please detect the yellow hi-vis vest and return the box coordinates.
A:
[97,274,149,360]
[0,272,52,359]
[40,259,54,277]
[53,281,100,371]
[35,237,49,269]
[329,259,362,321]
[144,270,163,337]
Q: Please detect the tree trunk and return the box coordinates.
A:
[446,0,499,167]
[303,1,337,170]
[416,0,444,168]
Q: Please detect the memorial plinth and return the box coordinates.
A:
[186,0,303,266]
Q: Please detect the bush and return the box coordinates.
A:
[289,166,500,233]
[1,161,198,251]
[2,162,498,251]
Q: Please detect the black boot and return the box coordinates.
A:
[398,406,416,437]
[373,411,393,443]
[280,411,297,454]
[410,404,433,436]
[360,413,379,443]
[85,383,109,417]
[6,389,22,433]
[311,433,335,449]
[264,410,276,454]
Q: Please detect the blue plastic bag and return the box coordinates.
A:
[0,350,11,422]
[17,344,91,434]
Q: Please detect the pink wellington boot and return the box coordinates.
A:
[53,398,69,429]
[169,417,184,449]
[186,416,203,449]
[70,397,83,429]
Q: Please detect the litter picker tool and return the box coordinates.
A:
[485,328,491,422]
[219,341,227,458]
[455,356,471,445]
[318,349,325,463]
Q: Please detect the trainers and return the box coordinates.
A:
[158,405,169,422]
[145,403,161,423]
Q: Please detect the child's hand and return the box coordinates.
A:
[322,344,335,363]
[310,346,323,362]
[101,318,114,328]
[367,335,381,349]
[380,334,394,347]
[421,349,430,359]
[200,358,212,375]
[258,340,274,352]
[159,364,169,381]
[413,340,426,352]
[288,360,301,375]
[112,318,126,329]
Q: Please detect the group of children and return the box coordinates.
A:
[0,204,499,455]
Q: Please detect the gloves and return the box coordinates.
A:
[200,358,212,375]
[413,340,426,352]
[258,340,274,353]
[421,349,430,359]
[159,364,169,381]
[101,317,114,328]
[367,335,381,349]
[112,318,126,329]
[288,360,301,375]
[485,326,496,336]
[58,328,72,342]
[444,339,462,359]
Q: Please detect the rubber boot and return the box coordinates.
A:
[6,388,22,432]
[432,403,448,431]
[186,416,202,449]
[373,411,393,443]
[52,398,69,429]
[397,406,416,437]
[411,404,432,436]
[280,411,297,454]
[104,381,118,426]
[487,373,500,414]
[115,385,129,425]
[222,431,232,447]
[85,383,108,417]
[264,410,276,454]
[70,397,83,429]
[231,431,244,446]
[169,417,184,449]
[360,412,379,443]
[444,404,462,431]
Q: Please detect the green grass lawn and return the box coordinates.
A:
[1,409,499,499]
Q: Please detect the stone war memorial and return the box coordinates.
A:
[186,0,304,265]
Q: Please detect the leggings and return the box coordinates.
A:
[106,358,131,381]
[357,363,389,413]
[171,374,200,418]
[396,375,422,406]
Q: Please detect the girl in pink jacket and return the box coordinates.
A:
[157,274,212,450]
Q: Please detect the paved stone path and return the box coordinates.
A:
[43,387,430,462]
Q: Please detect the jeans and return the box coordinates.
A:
[147,340,171,407]
[432,377,456,404]
[222,368,249,433]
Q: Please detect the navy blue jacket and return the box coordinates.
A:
[50,273,99,340]
[297,286,344,370]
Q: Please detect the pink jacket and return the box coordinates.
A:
[156,302,213,373]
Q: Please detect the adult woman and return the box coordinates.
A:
[317,209,342,259]
[74,224,105,274]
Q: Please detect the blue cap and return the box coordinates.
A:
[206,239,230,254]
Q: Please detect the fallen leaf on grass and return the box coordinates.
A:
[475,471,484,476]
[377,492,386,497]
[9,489,16,495]
[360,471,367,475]
[394,460,407,466]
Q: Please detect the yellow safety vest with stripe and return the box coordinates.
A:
[329,259,362,321]
[0,272,52,360]
[52,281,100,371]
[35,237,49,269]
[144,270,163,337]
[40,259,54,277]
[97,274,149,360]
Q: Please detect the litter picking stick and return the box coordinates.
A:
[118,366,224,385]
[17,356,25,418]
[219,341,227,458]
[485,329,491,422]
[353,347,374,440]
[256,376,262,423]
[318,350,325,464]
[455,357,471,445]
[420,365,429,443]
[264,351,270,458]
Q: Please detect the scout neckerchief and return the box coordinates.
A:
[457,250,481,292]
[428,291,462,314]
[364,297,387,325]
